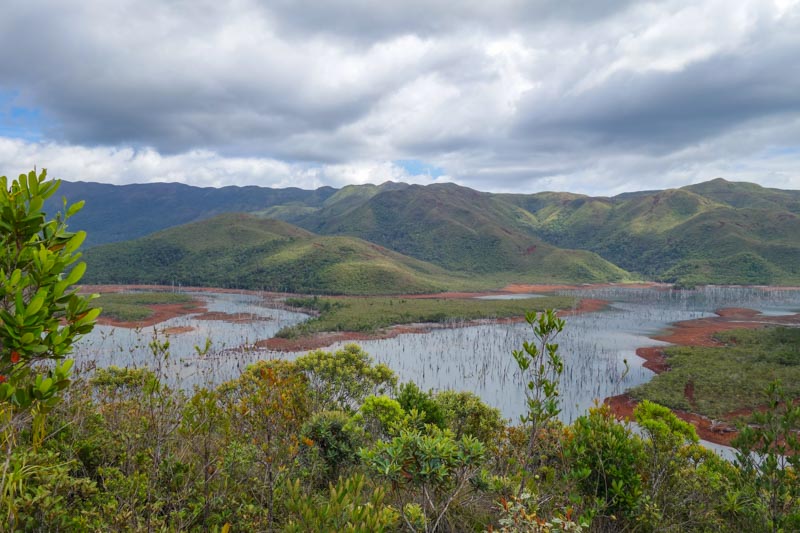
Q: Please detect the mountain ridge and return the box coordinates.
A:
[53,177,800,289]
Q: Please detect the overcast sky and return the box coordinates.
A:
[1,0,799,195]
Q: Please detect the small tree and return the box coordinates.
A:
[294,343,397,411]
[0,170,98,524]
[511,309,565,495]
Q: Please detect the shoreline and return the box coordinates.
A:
[257,297,609,352]
[81,283,610,348]
[605,306,800,446]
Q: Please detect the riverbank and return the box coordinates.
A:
[606,306,800,446]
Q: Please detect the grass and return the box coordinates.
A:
[277,294,577,338]
[93,292,196,322]
[630,326,800,419]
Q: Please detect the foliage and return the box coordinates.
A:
[284,473,400,532]
[276,294,575,338]
[0,169,98,527]
[733,381,800,531]
[0,170,98,408]
[397,382,446,429]
[360,426,487,532]
[300,410,363,485]
[356,394,406,440]
[565,404,646,526]
[294,344,397,411]
[511,309,565,495]
[220,359,310,530]
[491,493,586,532]
[631,326,800,418]
[434,390,506,444]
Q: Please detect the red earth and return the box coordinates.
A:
[605,306,800,446]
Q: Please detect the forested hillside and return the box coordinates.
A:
[59,178,800,287]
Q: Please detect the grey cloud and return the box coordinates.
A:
[265,0,641,42]
[514,31,800,154]
[0,0,799,195]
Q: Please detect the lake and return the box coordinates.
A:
[72,286,800,426]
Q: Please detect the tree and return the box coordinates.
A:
[294,344,397,411]
[220,359,309,530]
[0,169,98,525]
[511,309,565,495]
[360,426,486,532]
[0,169,97,412]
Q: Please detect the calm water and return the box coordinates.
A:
[72,286,800,426]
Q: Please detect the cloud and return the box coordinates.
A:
[0,0,798,194]
[0,136,451,190]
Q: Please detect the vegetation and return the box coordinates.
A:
[630,327,800,418]
[506,179,800,285]
[277,295,575,338]
[42,180,336,247]
[298,182,630,282]
[6,331,795,531]
[7,174,798,531]
[92,292,195,322]
[55,177,800,287]
[81,214,484,294]
[0,169,99,527]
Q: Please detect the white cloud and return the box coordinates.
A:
[0,0,798,194]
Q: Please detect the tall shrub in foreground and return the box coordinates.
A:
[0,170,98,525]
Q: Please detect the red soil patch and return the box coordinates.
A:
[636,347,670,374]
[84,284,292,328]
[605,393,740,446]
[605,306,800,446]
[96,302,208,329]
[559,298,608,316]
[85,284,607,338]
[652,307,800,347]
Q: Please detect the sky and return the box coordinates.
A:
[0,0,799,195]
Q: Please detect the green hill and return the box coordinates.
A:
[60,177,800,288]
[508,179,800,285]
[294,182,630,282]
[81,214,471,294]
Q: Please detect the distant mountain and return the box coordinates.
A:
[504,179,800,285]
[45,180,337,246]
[291,182,629,282]
[81,213,469,294]
[60,177,800,289]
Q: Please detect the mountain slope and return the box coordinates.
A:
[81,213,468,294]
[509,179,800,285]
[45,180,337,246]
[292,182,630,282]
